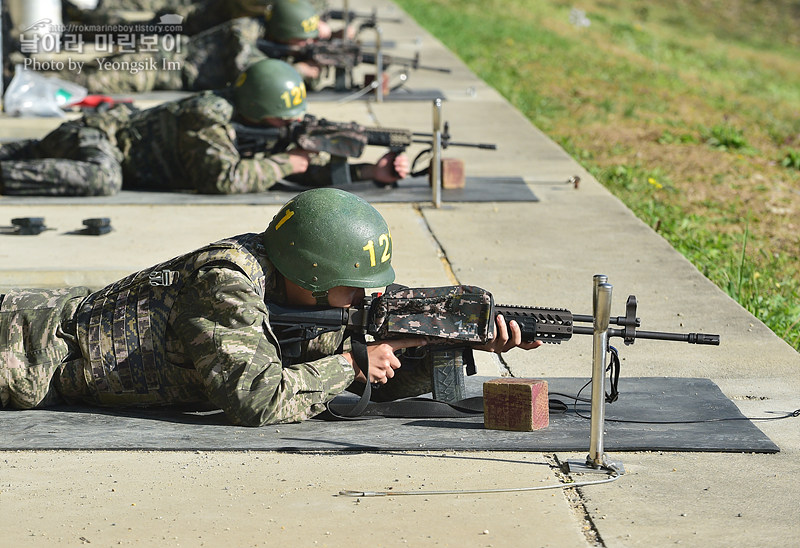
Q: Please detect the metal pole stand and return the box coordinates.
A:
[566,275,625,476]
[431,97,443,208]
[342,0,351,30]
[374,25,384,103]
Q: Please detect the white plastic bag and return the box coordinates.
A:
[3,64,88,117]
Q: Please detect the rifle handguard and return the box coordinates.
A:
[493,304,574,344]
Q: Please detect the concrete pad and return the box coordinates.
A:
[572,451,800,547]
[0,202,445,290]
[0,451,587,548]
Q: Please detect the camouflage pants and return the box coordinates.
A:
[63,0,199,28]
[60,49,186,94]
[0,122,123,196]
[55,18,264,93]
[0,288,90,410]
[66,0,266,37]
[167,0,269,36]
[108,0,198,10]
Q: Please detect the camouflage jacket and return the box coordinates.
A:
[90,90,338,193]
[1,233,355,425]
[161,0,267,37]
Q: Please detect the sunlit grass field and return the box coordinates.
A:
[394,0,800,350]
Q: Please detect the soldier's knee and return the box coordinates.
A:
[79,136,123,196]
[92,170,123,196]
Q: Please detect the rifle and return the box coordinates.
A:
[256,39,452,75]
[267,284,720,406]
[232,114,496,177]
[268,284,720,354]
[321,8,404,31]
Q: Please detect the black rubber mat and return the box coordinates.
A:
[0,377,779,453]
[0,176,538,205]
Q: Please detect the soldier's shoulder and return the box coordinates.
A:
[177,90,235,124]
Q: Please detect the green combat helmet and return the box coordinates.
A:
[263,188,396,298]
[232,59,307,121]
[265,0,320,42]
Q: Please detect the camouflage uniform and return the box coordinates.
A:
[64,0,266,37]
[0,119,124,196]
[54,17,266,94]
[0,287,91,409]
[0,233,359,425]
[67,0,198,13]
[165,0,269,37]
[0,89,353,196]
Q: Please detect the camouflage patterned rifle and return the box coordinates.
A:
[268,285,720,404]
[256,39,452,75]
[232,114,496,177]
[268,284,720,354]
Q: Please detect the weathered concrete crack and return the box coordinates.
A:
[413,204,459,285]
[414,205,516,378]
[552,454,607,547]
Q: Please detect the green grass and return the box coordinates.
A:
[394,0,800,351]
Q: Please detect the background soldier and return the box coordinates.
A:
[44,16,267,93]
[0,188,538,425]
[62,0,267,37]
[46,1,343,93]
[62,0,340,39]
[0,59,408,196]
[262,0,326,84]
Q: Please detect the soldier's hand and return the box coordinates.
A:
[294,61,322,80]
[326,23,357,41]
[476,314,542,354]
[318,21,333,40]
[373,152,409,184]
[287,149,311,173]
[346,338,427,384]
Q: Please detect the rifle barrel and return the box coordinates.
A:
[572,325,720,345]
[619,329,720,345]
[445,141,497,150]
[418,65,453,73]
[326,9,403,23]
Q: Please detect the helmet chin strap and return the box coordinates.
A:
[312,290,330,306]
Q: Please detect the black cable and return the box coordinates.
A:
[556,348,800,424]
[580,408,800,425]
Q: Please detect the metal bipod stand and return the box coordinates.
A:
[373,24,384,103]
[430,97,443,208]
[566,274,626,476]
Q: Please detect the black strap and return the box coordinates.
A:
[324,338,372,419]
[345,396,483,418]
[606,346,621,403]
[322,394,569,419]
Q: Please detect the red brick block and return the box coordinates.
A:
[483,379,549,431]
[441,158,465,189]
[429,158,466,189]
